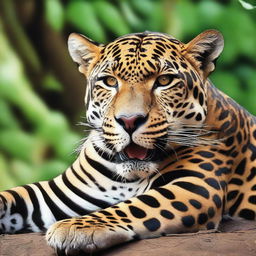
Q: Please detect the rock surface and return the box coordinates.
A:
[0,219,256,256]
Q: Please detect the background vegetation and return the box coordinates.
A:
[0,0,255,190]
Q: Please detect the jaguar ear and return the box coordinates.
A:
[68,33,102,76]
[183,30,224,79]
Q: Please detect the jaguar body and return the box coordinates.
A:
[0,30,256,254]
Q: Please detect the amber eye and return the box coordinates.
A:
[103,76,118,87]
[156,74,174,87]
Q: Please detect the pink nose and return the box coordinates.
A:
[115,114,148,133]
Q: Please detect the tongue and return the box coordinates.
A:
[124,143,148,160]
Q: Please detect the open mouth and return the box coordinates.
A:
[113,142,166,163]
[124,142,149,160]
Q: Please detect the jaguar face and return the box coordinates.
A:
[68,31,224,180]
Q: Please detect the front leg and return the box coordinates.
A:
[46,176,224,254]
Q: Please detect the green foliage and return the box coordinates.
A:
[0,0,255,190]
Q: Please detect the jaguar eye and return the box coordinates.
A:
[155,74,174,87]
[103,76,118,87]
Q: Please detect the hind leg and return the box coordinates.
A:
[227,179,256,220]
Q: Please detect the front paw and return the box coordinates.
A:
[46,216,135,255]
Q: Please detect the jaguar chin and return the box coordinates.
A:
[115,160,159,180]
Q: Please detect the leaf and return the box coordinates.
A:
[238,0,256,10]
[45,0,64,31]
[66,1,106,42]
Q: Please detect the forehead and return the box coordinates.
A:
[100,32,183,83]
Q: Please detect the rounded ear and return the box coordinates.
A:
[183,30,224,79]
[68,33,102,76]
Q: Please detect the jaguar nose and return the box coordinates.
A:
[115,114,148,134]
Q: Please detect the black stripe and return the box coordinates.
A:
[0,194,7,211]
[70,165,89,186]
[34,183,69,221]
[6,190,28,219]
[23,185,45,231]
[62,172,110,209]
[48,180,89,216]
[151,170,205,187]
[173,181,209,199]
[92,143,115,161]
[79,161,97,182]
[85,153,132,183]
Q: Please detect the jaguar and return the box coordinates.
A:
[0,30,256,255]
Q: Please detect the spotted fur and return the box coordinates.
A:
[0,30,256,254]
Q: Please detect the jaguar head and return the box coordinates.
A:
[68,30,224,180]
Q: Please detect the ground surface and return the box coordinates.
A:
[0,219,256,256]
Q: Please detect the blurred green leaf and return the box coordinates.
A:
[119,0,143,31]
[93,0,130,36]
[66,1,106,42]
[45,0,64,31]
[0,99,19,129]
[43,73,63,91]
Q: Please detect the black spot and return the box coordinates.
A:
[111,186,117,190]
[198,92,204,106]
[143,218,161,231]
[215,167,231,176]
[198,213,208,225]
[204,178,220,190]
[173,181,209,199]
[185,72,193,90]
[154,187,175,200]
[206,222,215,230]
[189,158,203,163]
[213,159,223,165]
[238,209,255,220]
[185,112,195,119]
[247,167,256,182]
[182,215,195,227]
[213,194,222,209]
[225,136,234,147]
[121,218,132,223]
[227,190,239,201]
[160,210,174,219]
[137,195,160,208]
[189,199,202,209]
[220,121,230,131]
[195,113,202,121]
[127,225,133,230]
[218,110,229,121]
[199,163,214,171]
[208,207,215,218]
[193,87,198,99]
[10,219,17,224]
[236,132,242,144]
[252,185,256,191]
[248,195,256,204]
[115,210,127,217]
[197,151,214,158]
[234,159,247,175]
[171,201,188,212]
[229,178,243,186]
[129,206,146,218]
